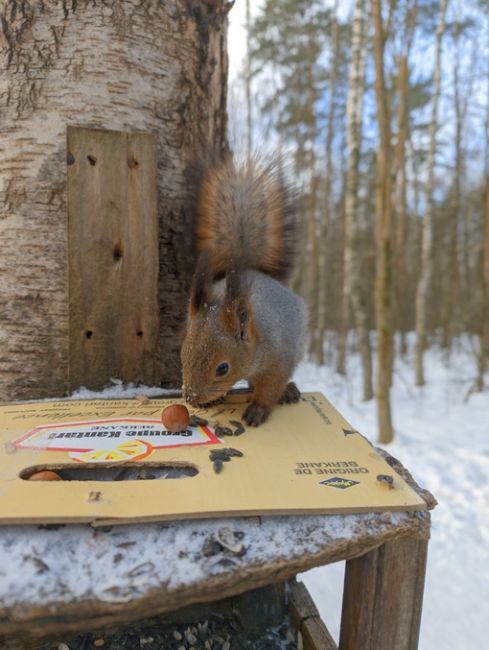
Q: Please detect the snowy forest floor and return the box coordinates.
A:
[296,335,489,650]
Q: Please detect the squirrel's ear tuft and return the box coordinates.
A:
[189,253,212,317]
[221,270,255,341]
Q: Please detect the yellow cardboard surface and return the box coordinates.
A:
[0,392,425,525]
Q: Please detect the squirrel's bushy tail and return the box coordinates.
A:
[196,154,298,282]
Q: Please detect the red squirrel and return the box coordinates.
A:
[181,154,308,426]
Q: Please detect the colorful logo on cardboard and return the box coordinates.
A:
[319,477,360,490]
[13,417,219,463]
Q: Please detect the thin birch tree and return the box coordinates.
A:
[394,0,417,357]
[372,0,395,442]
[476,70,489,390]
[338,0,373,400]
[245,0,253,158]
[414,0,449,386]
[315,0,340,365]
[441,11,474,350]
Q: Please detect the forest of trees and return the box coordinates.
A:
[229,0,489,442]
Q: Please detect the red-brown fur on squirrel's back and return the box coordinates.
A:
[196,155,297,282]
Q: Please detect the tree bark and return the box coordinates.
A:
[245,0,253,158]
[315,0,339,366]
[414,0,449,386]
[476,70,489,391]
[338,0,373,401]
[482,178,489,385]
[0,0,229,401]
[306,55,320,358]
[372,0,394,442]
[394,1,416,357]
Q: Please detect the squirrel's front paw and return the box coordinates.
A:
[279,382,301,404]
[243,403,271,427]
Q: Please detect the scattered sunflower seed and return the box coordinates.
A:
[190,414,208,427]
[213,459,224,474]
[216,527,245,555]
[202,538,222,557]
[210,451,232,462]
[215,425,234,437]
[377,474,394,487]
[221,447,243,457]
[232,425,245,436]
[135,395,150,404]
[46,611,297,649]
[199,620,209,636]
[185,629,197,644]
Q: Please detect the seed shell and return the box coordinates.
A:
[189,414,208,427]
[213,459,224,474]
[215,426,233,437]
[221,447,244,457]
[209,451,232,462]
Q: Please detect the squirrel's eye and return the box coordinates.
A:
[216,362,229,377]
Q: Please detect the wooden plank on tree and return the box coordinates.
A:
[67,127,159,391]
[288,580,338,650]
[339,535,428,650]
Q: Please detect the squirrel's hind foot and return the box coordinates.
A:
[279,382,301,404]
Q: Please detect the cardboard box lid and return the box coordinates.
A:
[0,392,426,525]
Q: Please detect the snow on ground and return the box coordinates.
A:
[295,336,489,650]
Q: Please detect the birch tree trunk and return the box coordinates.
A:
[441,22,470,352]
[245,0,253,158]
[372,0,394,442]
[476,74,489,391]
[0,0,229,401]
[482,178,489,382]
[306,56,320,358]
[414,0,449,386]
[315,0,339,366]
[394,1,416,357]
[337,0,373,401]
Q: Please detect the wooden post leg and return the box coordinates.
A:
[339,536,428,650]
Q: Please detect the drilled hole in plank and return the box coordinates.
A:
[137,331,143,338]
[85,330,93,339]
[87,155,97,166]
[113,245,123,261]
[127,156,139,168]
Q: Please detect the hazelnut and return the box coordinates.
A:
[161,404,190,432]
[27,470,62,481]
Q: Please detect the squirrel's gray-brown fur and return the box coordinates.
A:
[181,154,307,426]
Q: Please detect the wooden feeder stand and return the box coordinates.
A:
[0,450,435,650]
